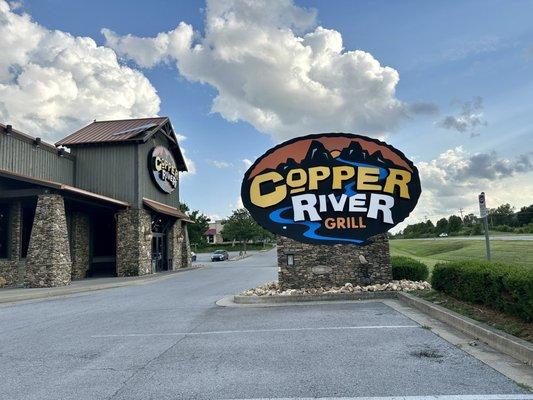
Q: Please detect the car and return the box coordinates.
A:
[211,249,229,262]
[438,233,448,237]
[191,252,197,262]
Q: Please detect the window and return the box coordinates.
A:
[0,204,9,258]
[21,204,35,258]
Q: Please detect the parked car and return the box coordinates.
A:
[191,252,197,262]
[438,233,448,237]
[211,250,229,262]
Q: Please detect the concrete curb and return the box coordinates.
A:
[0,266,204,305]
[230,254,251,262]
[233,291,398,304]
[397,292,533,366]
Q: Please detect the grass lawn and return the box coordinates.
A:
[390,239,532,270]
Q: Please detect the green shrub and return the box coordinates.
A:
[391,256,429,281]
[432,260,533,322]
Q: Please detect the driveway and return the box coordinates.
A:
[0,249,529,400]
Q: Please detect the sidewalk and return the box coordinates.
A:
[0,266,203,305]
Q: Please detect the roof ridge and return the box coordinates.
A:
[92,116,168,123]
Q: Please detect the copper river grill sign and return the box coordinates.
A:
[149,146,178,194]
[241,133,421,245]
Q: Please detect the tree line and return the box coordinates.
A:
[179,204,273,247]
[395,203,533,239]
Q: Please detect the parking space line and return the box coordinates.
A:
[91,324,419,338]
[227,395,533,400]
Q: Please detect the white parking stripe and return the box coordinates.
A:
[91,324,419,338]
[227,395,533,400]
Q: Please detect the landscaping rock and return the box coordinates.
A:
[241,279,431,296]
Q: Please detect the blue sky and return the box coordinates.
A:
[2,0,533,225]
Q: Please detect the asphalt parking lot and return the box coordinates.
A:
[0,249,530,400]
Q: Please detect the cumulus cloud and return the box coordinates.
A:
[408,102,439,116]
[242,159,253,168]
[103,0,405,141]
[397,147,533,230]
[175,134,196,175]
[0,0,160,141]
[207,160,232,169]
[437,96,486,136]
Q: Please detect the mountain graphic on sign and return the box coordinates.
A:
[274,139,397,172]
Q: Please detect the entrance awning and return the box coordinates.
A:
[142,198,193,223]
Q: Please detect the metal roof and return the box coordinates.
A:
[143,198,193,222]
[55,117,188,171]
[0,168,130,208]
[55,117,169,146]
[0,123,75,159]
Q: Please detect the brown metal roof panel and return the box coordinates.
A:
[0,168,130,208]
[56,117,168,146]
[142,198,193,222]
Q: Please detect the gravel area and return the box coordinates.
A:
[241,279,431,296]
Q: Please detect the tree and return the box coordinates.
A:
[448,215,462,233]
[489,203,515,226]
[221,208,269,252]
[179,202,210,246]
[436,218,448,234]
[517,204,533,226]
[462,213,477,227]
[187,210,211,246]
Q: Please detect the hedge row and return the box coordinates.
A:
[431,260,533,322]
[391,256,429,281]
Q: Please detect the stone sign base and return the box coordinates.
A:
[277,234,392,289]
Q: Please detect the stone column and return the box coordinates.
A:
[0,202,22,287]
[25,194,72,288]
[168,219,183,270]
[70,212,90,280]
[181,222,192,269]
[116,209,151,276]
[277,233,392,290]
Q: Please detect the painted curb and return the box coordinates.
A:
[397,292,533,366]
[0,266,204,305]
[233,291,398,304]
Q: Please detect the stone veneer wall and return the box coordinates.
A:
[70,212,90,280]
[0,202,22,286]
[116,209,151,276]
[181,222,192,269]
[25,194,72,288]
[168,220,183,270]
[277,234,392,289]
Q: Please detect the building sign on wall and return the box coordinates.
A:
[149,146,178,194]
[241,133,421,245]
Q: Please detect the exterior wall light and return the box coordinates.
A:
[287,254,294,266]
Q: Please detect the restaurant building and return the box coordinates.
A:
[0,117,192,288]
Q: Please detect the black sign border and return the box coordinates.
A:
[241,132,422,245]
[148,146,177,194]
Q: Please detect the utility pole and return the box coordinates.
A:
[478,192,491,261]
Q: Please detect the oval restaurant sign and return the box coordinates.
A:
[149,146,178,194]
[241,133,421,245]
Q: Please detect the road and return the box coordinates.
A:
[0,250,529,400]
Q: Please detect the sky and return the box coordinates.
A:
[1,0,532,230]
